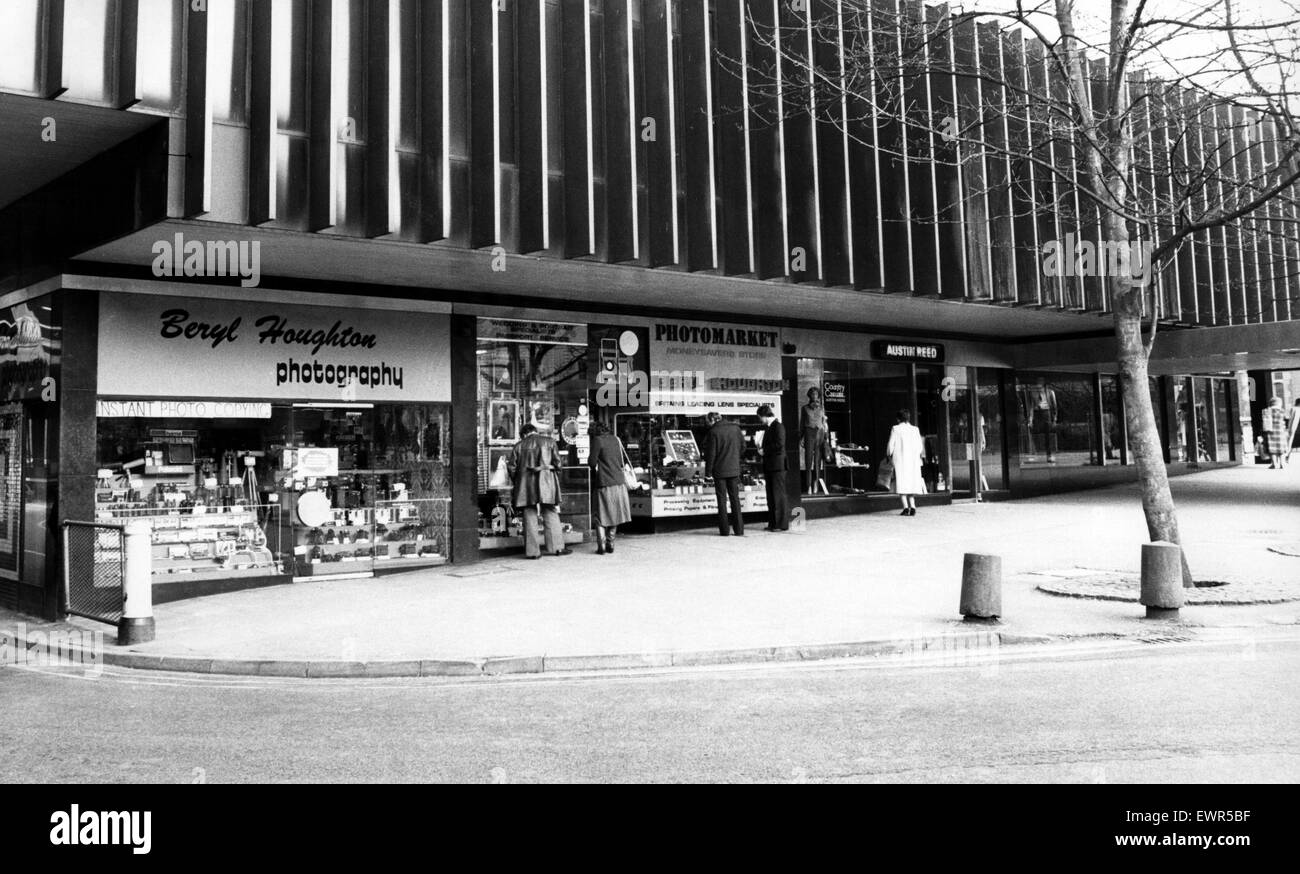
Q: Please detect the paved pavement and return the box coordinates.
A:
[5,463,1299,670]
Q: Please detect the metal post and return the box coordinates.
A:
[118,520,155,644]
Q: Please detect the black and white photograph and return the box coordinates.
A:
[1,0,1298,849]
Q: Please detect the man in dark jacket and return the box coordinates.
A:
[703,412,745,536]
[507,424,572,559]
[758,404,789,531]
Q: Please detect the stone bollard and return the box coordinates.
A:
[1140,541,1185,619]
[960,553,1002,623]
[118,520,156,645]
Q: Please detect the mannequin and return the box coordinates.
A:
[800,387,829,493]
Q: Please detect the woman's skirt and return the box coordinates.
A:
[594,483,632,527]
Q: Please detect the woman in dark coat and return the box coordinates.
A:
[588,421,632,554]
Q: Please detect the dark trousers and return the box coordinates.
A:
[714,476,743,535]
[764,470,789,530]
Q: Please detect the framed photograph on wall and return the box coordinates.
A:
[487,399,519,446]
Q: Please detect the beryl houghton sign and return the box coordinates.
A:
[97,293,451,403]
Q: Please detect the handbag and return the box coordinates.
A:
[488,455,512,490]
[876,456,895,490]
[821,435,835,464]
[617,438,639,490]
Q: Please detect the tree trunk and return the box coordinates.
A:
[1107,210,1196,587]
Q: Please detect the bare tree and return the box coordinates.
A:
[731,0,1300,585]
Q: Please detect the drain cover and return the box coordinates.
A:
[1134,632,1196,645]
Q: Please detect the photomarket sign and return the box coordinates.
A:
[97,294,451,403]
[649,319,783,414]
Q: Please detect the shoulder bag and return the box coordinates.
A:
[616,438,639,490]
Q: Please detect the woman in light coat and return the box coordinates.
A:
[887,408,926,516]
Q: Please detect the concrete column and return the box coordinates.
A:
[118,520,155,644]
[1140,541,1185,619]
[960,553,1002,622]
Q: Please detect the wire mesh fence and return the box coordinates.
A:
[62,522,125,626]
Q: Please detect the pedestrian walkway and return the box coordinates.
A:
[8,464,1300,673]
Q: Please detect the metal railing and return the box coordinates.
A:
[62,521,125,626]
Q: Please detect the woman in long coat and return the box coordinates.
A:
[508,424,570,559]
[887,408,926,516]
[1264,396,1289,469]
[587,421,632,554]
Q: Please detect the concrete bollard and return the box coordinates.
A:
[1140,541,1185,619]
[960,553,1002,623]
[118,520,155,645]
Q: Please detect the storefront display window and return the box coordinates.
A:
[796,358,914,496]
[1211,378,1236,461]
[1101,375,1123,463]
[1014,371,1097,467]
[476,319,591,549]
[94,293,453,582]
[975,368,1007,490]
[94,403,452,581]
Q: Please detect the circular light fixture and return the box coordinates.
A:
[619,330,639,357]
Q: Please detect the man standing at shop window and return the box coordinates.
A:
[757,404,789,532]
[508,424,572,559]
[704,411,744,537]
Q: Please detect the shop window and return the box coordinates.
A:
[1100,375,1123,463]
[975,368,1008,490]
[1013,371,1097,467]
[94,403,452,584]
[476,321,591,550]
[1211,379,1236,461]
[796,358,914,495]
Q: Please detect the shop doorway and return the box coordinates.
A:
[946,368,1008,500]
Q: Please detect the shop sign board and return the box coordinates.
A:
[97,293,451,403]
[96,400,273,419]
[870,340,946,363]
[649,319,783,414]
[478,318,587,346]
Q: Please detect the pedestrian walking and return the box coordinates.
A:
[703,411,744,536]
[1264,396,1288,469]
[887,408,926,516]
[757,404,789,531]
[508,423,572,559]
[587,421,632,554]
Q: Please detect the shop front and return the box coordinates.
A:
[93,292,452,594]
[615,319,783,526]
[791,337,959,512]
[475,318,591,552]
